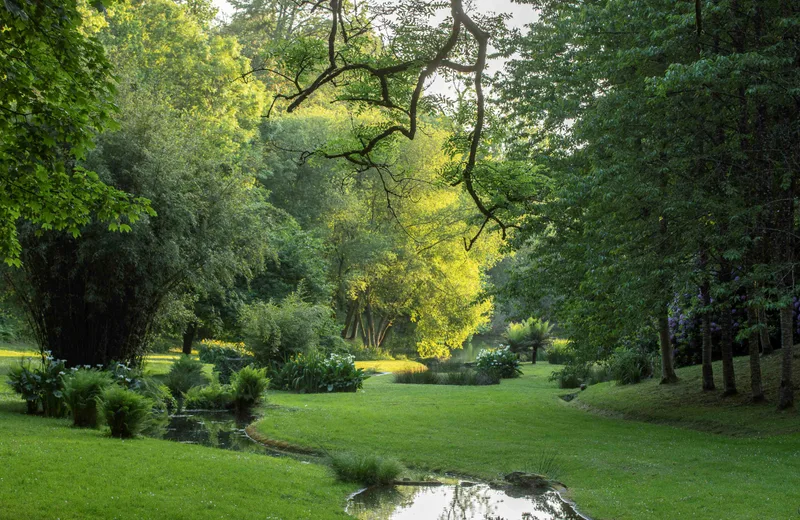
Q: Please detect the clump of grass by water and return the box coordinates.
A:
[527,447,561,481]
[394,369,438,385]
[328,451,404,486]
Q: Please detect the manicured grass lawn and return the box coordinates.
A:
[0,340,355,519]
[355,360,426,373]
[579,353,800,436]
[254,362,800,520]
[0,411,356,520]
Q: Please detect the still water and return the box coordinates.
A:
[348,483,588,520]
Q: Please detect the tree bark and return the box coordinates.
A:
[659,310,678,384]
[758,307,773,355]
[531,346,538,364]
[777,305,794,410]
[719,303,737,396]
[746,306,764,402]
[700,280,715,391]
[341,302,356,338]
[182,321,197,355]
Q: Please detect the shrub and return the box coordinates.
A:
[136,379,178,414]
[163,355,209,398]
[270,352,365,393]
[546,339,574,365]
[232,366,269,410]
[329,451,404,486]
[109,361,144,389]
[197,339,248,364]
[99,386,152,438]
[609,348,655,385]
[394,367,499,386]
[548,365,584,389]
[7,358,41,414]
[7,352,68,417]
[394,368,438,385]
[63,369,111,428]
[475,347,522,378]
[240,292,336,366]
[184,382,234,410]
[212,355,255,385]
[442,369,500,386]
[586,363,612,386]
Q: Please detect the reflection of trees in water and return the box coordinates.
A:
[349,486,419,520]
[350,485,587,520]
[438,485,493,519]
[158,413,265,453]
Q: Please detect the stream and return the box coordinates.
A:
[153,411,589,520]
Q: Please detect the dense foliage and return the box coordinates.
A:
[269,352,365,394]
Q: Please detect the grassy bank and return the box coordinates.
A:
[0,411,355,520]
[578,353,800,436]
[254,361,800,520]
[0,342,355,520]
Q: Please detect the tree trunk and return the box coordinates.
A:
[777,305,794,410]
[182,321,197,355]
[758,307,773,355]
[700,281,715,391]
[658,310,678,383]
[719,303,737,396]
[531,346,538,364]
[746,306,764,402]
[341,302,356,338]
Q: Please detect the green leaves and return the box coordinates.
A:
[0,0,153,265]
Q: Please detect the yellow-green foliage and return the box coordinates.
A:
[355,360,427,373]
[199,339,247,352]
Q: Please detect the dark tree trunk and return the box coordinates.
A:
[777,305,794,410]
[746,306,764,402]
[700,280,715,391]
[341,302,356,338]
[758,307,773,355]
[182,321,197,355]
[719,303,737,396]
[531,346,537,364]
[658,310,678,384]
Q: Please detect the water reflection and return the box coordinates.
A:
[348,484,587,520]
[154,412,269,454]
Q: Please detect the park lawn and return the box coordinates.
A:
[0,411,356,520]
[254,362,800,520]
[355,360,426,373]
[578,353,800,436]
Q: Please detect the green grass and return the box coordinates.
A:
[0,411,356,519]
[254,361,800,520]
[0,341,355,519]
[579,353,800,436]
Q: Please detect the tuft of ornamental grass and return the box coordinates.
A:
[99,386,152,438]
[394,369,438,385]
[394,368,499,386]
[163,355,209,398]
[63,369,112,428]
[328,451,404,486]
[232,365,268,411]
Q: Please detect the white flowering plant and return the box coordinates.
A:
[475,347,522,379]
[270,352,366,393]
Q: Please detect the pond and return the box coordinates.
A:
[348,482,589,520]
[153,411,588,520]
[153,411,280,455]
